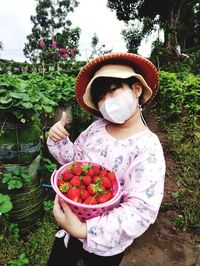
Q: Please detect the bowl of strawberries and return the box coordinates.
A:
[50,161,121,221]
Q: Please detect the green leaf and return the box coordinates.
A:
[9,92,22,99]
[43,105,53,113]
[0,97,12,104]
[2,176,10,184]
[21,101,32,108]
[12,168,20,175]
[15,181,23,189]
[0,194,13,213]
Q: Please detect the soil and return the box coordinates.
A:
[120,108,200,266]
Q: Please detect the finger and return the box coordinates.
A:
[60,200,70,211]
[53,196,63,216]
[60,112,67,127]
[56,123,69,136]
[50,127,68,139]
[51,136,62,142]
[60,201,76,218]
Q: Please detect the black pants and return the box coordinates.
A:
[47,236,125,266]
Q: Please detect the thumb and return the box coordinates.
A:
[60,112,67,126]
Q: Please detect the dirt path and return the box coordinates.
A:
[120,108,200,266]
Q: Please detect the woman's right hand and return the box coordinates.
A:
[48,112,69,142]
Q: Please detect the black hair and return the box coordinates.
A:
[91,76,138,108]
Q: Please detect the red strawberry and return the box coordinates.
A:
[63,170,73,181]
[101,177,112,188]
[66,188,80,202]
[98,194,109,204]
[70,176,81,187]
[92,165,100,175]
[87,183,104,195]
[80,189,90,200]
[82,175,92,185]
[84,196,97,205]
[59,182,72,193]
[78,198,83,203]
[100,169,108,176]
[87,184,96,195]
[92,176,100,184]
[80,184,86,190]
[57,179,65,187]
[72,165,82,175]
[105,190,113,200]
[107,172,116,183]
[86,169,95,177]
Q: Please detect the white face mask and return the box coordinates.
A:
[99,89,138,124]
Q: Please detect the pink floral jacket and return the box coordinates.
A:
[47,119,166,256]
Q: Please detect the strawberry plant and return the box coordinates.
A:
[43,200,54,213]
[8,253,29,266]
[8,223,20,241]
[0,74,57,123]
[2,167,31,190]
[0,193,13,214]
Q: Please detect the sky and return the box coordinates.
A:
[0,0,153,62]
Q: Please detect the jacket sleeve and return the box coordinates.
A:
[47,129,89,165]
[47,119,105,165]
[83,138,166,256]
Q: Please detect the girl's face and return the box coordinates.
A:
[98,82,133,109]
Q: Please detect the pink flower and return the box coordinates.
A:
[52,41,57,49]
[39,39,45,48]
[57,54,61,59]
[63,53,69,59]
[60,48,67,53]
[70,48,77,53]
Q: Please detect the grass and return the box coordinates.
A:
[156,115,200,239]
[0,210,57,266]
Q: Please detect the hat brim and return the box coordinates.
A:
[75,52,160,116]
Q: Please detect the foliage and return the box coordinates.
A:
[165,124,200,234]
[23,0,80,63]
[0,74,57,122]
[8,224,20,241]
[177,2,200,49]
[38,72,76,106]
[8,253,29,266]
[39,40,77,64]
[0,41,3,50]
[72,103,94,139]
[43,200,54,213]
[2,168,30,190]
[89,33,100,59]
[0,60,86,76]
[121,20,143,53]
[0,193,13,213]
[0,212,56,265]
[188,49,200,75]
[58,60,86,76]
[153,70,200,235]
[150,39,200,75]
[40,157,57,173]
[0,72,79,123]
[154,71,200,136]
[107,0,200,54]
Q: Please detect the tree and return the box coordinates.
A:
[23,0,80,63]
[0,41,3,50]
[107,0,200,54]
[89,33,105,59]
[121,20,143,53]
[177,2,200,51]
[89,33,100,59]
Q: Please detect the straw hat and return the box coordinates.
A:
[75,52,159,117]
